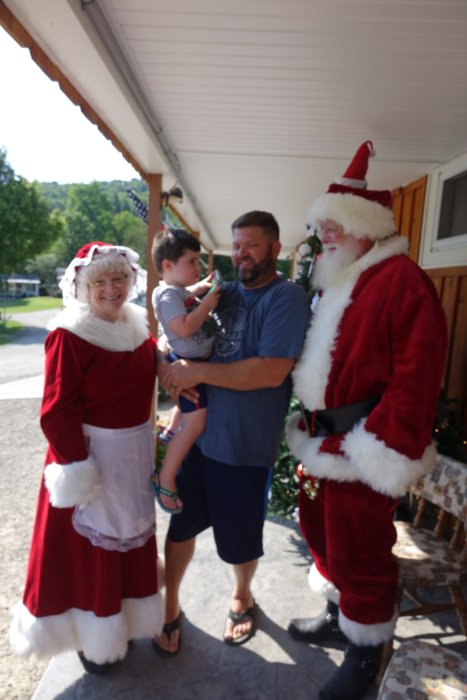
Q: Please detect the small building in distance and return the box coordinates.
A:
[0,274,41,298]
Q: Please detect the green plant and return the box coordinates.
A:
[294,233,321,298]
[0,319,21,345]
[268,397,301,518]
[155,440,167,473]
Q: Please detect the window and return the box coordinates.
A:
[420,152,467,269]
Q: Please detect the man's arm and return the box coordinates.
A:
[168,356,295,391]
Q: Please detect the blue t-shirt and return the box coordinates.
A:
[197,277,310,467]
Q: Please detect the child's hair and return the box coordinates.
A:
[152,229,201,275]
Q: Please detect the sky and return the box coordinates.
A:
[0,27,139,184]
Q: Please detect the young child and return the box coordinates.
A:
[151,228,221,513]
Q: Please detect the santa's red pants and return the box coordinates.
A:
[298,476,399,626]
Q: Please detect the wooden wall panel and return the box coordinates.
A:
[444,276,467,429]
[440,276,461,354]
[392,176,427,262]
[393,178,467,439]
[392,188,403,233]
[427,268,467,436]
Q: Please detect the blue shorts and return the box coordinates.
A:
[168,445,273,565]
[168,351,207,413]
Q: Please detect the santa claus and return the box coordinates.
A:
[286,141,448,700]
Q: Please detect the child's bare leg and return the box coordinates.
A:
[166,405,184,434]
[158,408,206,512]
[158,405,184,444]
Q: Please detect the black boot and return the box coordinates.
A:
[287,601,347,645]
[319,642,382,700]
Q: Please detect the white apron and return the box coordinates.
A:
[72,421,155,552]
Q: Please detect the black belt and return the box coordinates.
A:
[300,395,380,437]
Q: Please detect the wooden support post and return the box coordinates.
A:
[146,174,162,338]
[207,249,214,273]
[146,174,162,431]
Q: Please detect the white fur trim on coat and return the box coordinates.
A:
[293,237,408,410]
[44,458,100,508]
[10,593,164,663]
[286,414,436,498]
[339,607,397,646]
[47,302,150,352]
[342,421,437,498]
[286,412,359,483]
[307,192,395,241]
[308,563,340,605]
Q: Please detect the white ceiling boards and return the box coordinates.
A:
[3,0,467,255]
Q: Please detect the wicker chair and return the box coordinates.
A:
[377,639,467,699]
[378,454,467,679]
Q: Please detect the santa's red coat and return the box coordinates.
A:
[286,237,448,644]
[10,304,164,664]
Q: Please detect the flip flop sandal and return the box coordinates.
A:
[224,605,256,646]
[152,613,182,657]
[150,472,182,515]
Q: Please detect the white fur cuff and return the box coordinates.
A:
[343,421,437,498]
[308,563,340,605]
[339,608,398,646]
[44,458,100,508]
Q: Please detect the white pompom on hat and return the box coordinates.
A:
[59,241,146,307]
[307,141,395,241]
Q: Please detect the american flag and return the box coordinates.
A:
[127,189,148,224]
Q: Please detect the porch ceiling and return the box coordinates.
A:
[3,0,467,255]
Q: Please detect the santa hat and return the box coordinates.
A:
[59,241,146,307]
[307,141,395,241]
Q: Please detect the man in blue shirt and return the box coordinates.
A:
[154,210,310,655]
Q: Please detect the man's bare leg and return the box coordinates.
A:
[224,559,258,642]
[154,536,195,654]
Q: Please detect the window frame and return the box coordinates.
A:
[420,151,467,269]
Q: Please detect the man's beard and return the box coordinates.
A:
[312,239,363,290]
[234,248,275,285]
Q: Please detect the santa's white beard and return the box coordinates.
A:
[312,239,363,290]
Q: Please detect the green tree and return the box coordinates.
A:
[0,149,63,284]
[200,253,235,281]
[38,182,70,212]
[113,210,148,267]
[56,182,116,263]
[25,251,61,295]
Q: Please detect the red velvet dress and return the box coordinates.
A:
[10,304,164,664]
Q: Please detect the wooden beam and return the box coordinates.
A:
[146,174,162,339]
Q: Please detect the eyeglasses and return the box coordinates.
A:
[90,276,128,290]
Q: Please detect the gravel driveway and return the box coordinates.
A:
[0,311,171,700]
[0,312,56,699]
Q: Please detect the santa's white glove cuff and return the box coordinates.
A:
[44,458,100,508]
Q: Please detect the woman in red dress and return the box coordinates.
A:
[10,242,163,673]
